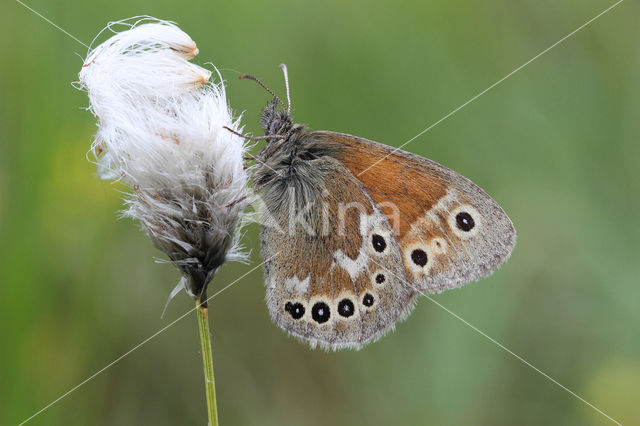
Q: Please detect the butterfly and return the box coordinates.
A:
[231,65,516,350]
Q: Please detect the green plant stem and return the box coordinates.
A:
[196,297,219,426]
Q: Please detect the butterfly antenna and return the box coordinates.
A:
[223,125,283,141]
[239,73,287,109]
[279,63,291,114]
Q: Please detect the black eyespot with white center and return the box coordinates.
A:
[375,273,386,284]
[411,249,428,267]
[372,234,387,253]
[285,302,305,320]
[338,299,355,318]
[311,302,330,323]
[362,293,375,307]
[455,212,475,232]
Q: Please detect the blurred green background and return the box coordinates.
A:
[1,0,639,425]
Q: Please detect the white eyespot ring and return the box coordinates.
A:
[360,289,378,310]
[403,242,432,277]
[448,204,481,238]
[333,292,359,320]
[367,228,391,256]
[308,296,334,326]
[371,269,387,287]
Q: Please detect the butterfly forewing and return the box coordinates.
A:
[306,131,516,295]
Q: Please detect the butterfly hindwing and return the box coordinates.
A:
[259,156,416,350]
[307,131,517,295]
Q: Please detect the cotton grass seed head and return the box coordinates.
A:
[79,17,250,300]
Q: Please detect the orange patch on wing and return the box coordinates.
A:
[332,134,448,240]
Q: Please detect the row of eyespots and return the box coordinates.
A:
[371,212,476,271]
[406,211,477,269]
[284,293,376,323]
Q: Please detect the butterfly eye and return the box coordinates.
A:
[371,234,387,253]
[362,293,375,307]
[411,249,428,267]
[455,212,475,232]
[311,302,331,323]
[337,299,355,318]
[285,302,305,320]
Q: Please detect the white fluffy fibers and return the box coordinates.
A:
[78,17,249,299]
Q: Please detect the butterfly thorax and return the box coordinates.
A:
[253,101,342,192]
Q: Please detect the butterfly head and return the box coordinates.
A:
[240,64,301,140]
[260,98,293,137]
